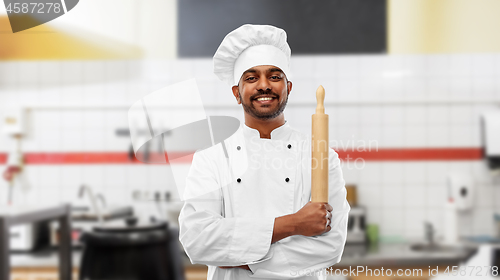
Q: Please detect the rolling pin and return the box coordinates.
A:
[311,85,329,202]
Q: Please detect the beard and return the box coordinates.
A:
[239,88,288,121]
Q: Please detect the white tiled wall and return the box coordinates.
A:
[1,54,500,241]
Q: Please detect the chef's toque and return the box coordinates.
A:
[213,24,292,86]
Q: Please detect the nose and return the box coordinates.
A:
[256,76,271,91]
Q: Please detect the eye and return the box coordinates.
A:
[245,76,256,81]
[270,76,282,80]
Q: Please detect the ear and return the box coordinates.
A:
[232,85,241,104]
[287,81,292,96]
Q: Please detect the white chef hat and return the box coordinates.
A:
[213,24,292,86]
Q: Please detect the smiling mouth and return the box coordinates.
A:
[256,96,274,101]
[252,95,277,103]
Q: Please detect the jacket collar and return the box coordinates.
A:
[242,121,292,140]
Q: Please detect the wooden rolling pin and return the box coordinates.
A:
[311,85,329,202]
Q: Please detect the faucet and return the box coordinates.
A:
[424,222,435,247]
[78,185,104,224]
[95,193,107,209]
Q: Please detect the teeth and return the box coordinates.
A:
[257,97,273,101]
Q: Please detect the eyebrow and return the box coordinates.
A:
[242,68,284,76]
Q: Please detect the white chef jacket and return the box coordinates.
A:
[179,122,350,280]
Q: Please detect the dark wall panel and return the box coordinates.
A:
[178,0,386,57]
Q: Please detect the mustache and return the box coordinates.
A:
[250,90,279,100]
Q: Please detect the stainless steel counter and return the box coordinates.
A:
[337,243,478,267]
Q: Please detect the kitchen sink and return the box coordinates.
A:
[410,243,471,253]
[71,205,133,221]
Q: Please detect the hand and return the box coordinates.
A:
[292,202,332,236]
[219,265,250,271]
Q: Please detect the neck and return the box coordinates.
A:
[244,114,286,139]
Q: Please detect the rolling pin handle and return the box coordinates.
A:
[316,85,325,114]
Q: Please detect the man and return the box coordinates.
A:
[179,24,350,280]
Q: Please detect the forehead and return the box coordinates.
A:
[243,65,284,74]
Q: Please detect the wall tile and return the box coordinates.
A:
[17,61,40,85]
[475,184,494,208]
[61,129,83,151]
[366,207,382,225]
[381,125,404,148]
[336,107,359,126]
[427,79,449,101]
[83,84,107,106]
[404,105,427,125]
[359,55,383,78]
[401,55,426,77]
[81,166,105,191]
[422,188,440,209]
[358,163,382,185]
[403,77,426,101]
[403,163,426,185]
[337,78,358,101]
[37,128,62,151]
[426,55,450,78]
[358,78,382,101]
[61,86,84,106]
[426,162,449,185]
[473,78,496,100]
[357,184,382,208]
[359,126,383,150]
[381,78,403,101]
[404,208,426,239]
[60,166,82,191]
[336,56,358,79]
[382,186,404,208]
[61,62,83,84]
[40,62,61,86]
[313,56,337,78]
[472,55,495,77]
[449,54,472,78]
[0,62,18,86]
[38,166,61,189]
[404,186,426,207]
[404,125,426,147]
[61,111,83,129]
[427,126,449,147]
[449,105,473,125]
[381,207,404,236]
[382,163,405,185]
[382,106,404,125]
[82,61,106,83]
[471,161,493,184]
[449,78,472,100]
[472,208,495,235]
[449,125,473,147]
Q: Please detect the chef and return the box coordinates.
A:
[179,24,350,280]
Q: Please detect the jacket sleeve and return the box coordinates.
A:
[178,148,276,267]
[248,149,350,279]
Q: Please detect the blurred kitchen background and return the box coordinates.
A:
[1,0,500,279]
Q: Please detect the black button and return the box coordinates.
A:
[237,146,241,150]
[285,178,290,182]
[287,144,292,149]
[237,178,241,183]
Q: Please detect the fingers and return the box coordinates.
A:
[324,203,333,212]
